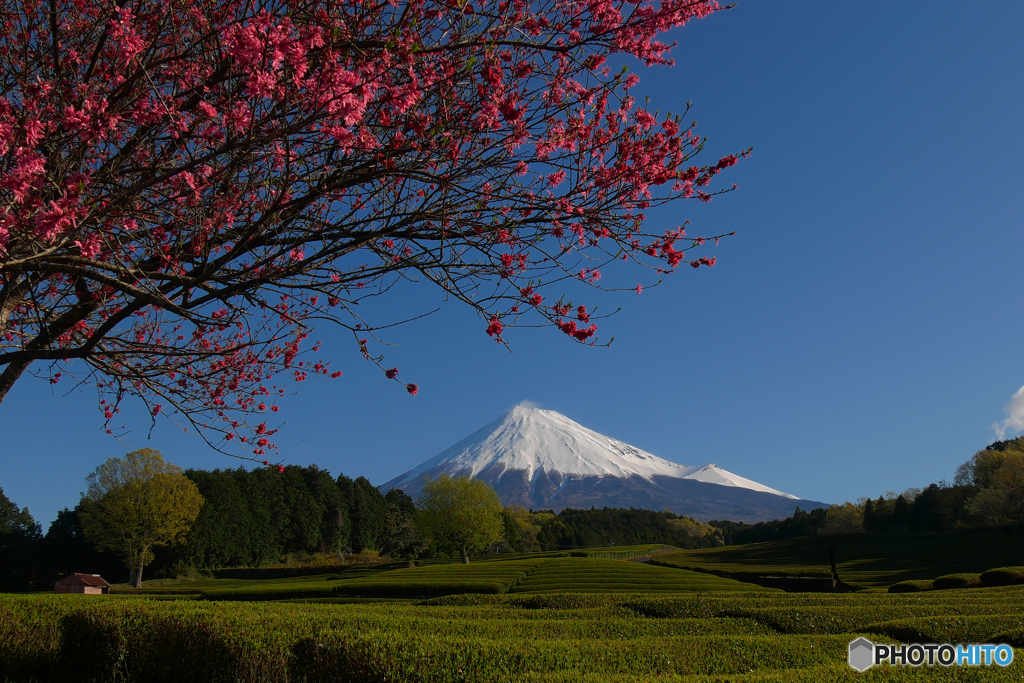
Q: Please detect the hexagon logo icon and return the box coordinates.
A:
[848,637,875,672]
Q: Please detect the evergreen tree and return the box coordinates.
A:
[863,498,877,533]
[182,470,258,568]
[0,487,41,590]
[891,495,913,532]
[352,477,387,553]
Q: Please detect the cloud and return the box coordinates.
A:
[993,384,1024,440]
[515,400,543,410]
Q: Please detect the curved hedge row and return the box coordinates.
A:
[981,566,1024,587]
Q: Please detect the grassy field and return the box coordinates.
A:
[2,585,1022,682]
[117,549,771,600]
[653,533,1024,588]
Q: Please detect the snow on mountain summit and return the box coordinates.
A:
[382,404,797,500]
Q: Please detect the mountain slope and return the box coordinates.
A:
[381,405,827,522]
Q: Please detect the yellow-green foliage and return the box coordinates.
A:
[417,475,504,561]
[79,449,204,586]
[2,585,1022,682]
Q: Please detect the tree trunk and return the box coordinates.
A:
[132,550,147,588]
[0,284,99,405]
[461,548,470,564]
[0,358,30,406]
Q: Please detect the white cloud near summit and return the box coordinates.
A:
[993,384,1024,440]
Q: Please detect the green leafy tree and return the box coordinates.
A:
[417,476,504,564]
[79,449,203,587]
[818,502,865,535]
[381,504,428,565]
[967,450,1024,526]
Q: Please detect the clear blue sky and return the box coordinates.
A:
[4,0,1023,528]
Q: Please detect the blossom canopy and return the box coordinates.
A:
[0,0,743,459]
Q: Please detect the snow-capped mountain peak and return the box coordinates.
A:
[381,404,798,504]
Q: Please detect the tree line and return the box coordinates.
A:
[713,436,1024,545]
[0,455,722,590]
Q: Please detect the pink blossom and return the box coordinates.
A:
[197,101,219,118]
[75,234,103,258]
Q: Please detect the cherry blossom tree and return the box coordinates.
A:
[0,0,744,460]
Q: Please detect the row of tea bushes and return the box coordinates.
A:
[128,557,767,601]
[889,566,1024,593]
[655,535,1024,589]
[508,558,776,594]
[2,586,1022,682]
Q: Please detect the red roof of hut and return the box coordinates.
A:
[57,573,111,587]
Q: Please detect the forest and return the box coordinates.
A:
[0,466,722,590]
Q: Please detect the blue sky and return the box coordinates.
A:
[4,0,1023,528]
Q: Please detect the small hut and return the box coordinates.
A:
[55,573,111,595]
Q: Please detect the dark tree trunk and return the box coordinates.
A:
[0,358,30,405]
[0,282,99,405]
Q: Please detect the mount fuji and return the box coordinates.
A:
[381,404,827,523]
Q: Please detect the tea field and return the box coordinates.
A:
[654,533,1024,589]
[3,543,1023,681]
[117,547,765,601]
[2,585,1023,682]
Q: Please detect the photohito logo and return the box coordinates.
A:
[848,638,1014,671]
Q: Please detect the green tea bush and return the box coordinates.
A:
[334,581,508,597]
[980,566,1024,587]
[287,630,847,682]
[931,573,980,590]
[2,576,1022,683]
[418,594,506,607]
[721,605,1014,636]
[200,584,338,601]
[888,580,932,593]
[507,557,774,594]
[867,615,1024,645]
[0,594,79,682]
[991,627,1024,648]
